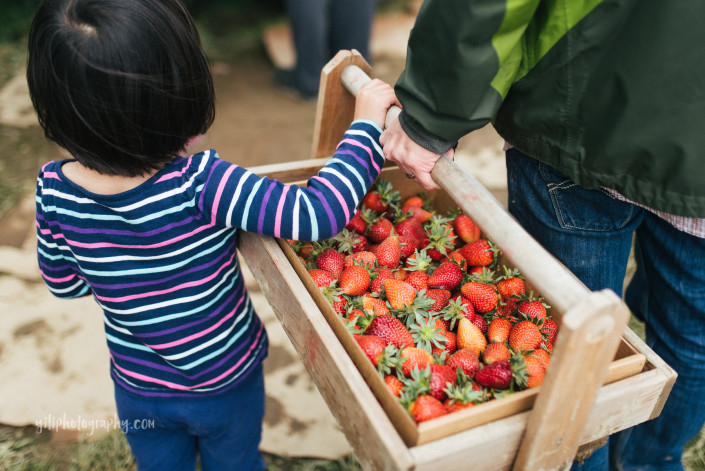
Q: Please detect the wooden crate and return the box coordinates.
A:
[238,51,676,470]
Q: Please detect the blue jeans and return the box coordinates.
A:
[506,148,705,470]
[114,364,266,471]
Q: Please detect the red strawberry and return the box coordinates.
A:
[354,334,387,366]
[444,399,476,414]
[362,191,388,214]
[339,265,370,296]
[497,267,525,301]
[453,214,481,243]
[362,179,399,214]
[365,314,414,349]
[461,281,499,313]
[443,250,468,271]
[398,234,419,259]
[487,317,513,343]
[429,363,457,401]
[405,270,429,291]
[375,234,401,268]
[508,320,543,351]
[343,251,376,268]
[427,261,463,290]
[400,347,433,376]
[450,295,475,319]
[531,348,552,371]
[333,229,366,255]
[426,224,456,261]
[331,296,347,316]
[475,360,513,390]
[351,234,369,253]
[524,355,546,388]
[362,295,390,317]
[369,218,394,243]
[394,269,408,281]
[383,279,416,310]
[469,313,488,335]
[343,309,362,333]
[295,241,316,259]
[541,318,558,344]
[432,330,457,356]
[542,340,554,354]
[307,269,336,288]
[384,374,404,397]
[315,247,344,277]
[459,239,498,267]
[518,296,549,322]
[395,217,426,243]
[483,342,511,364]
[404,206,433,223]
[403,195,424,208]
[409,395,447,423]
[370,267,394,293]
[426,289,451,312]
[446,349,481,378]
[497,297,519,317]
[457,317,487,355]
[345,209,367,233]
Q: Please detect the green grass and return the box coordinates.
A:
[0,424,361,471]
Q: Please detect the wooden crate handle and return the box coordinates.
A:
[333,53,631,470]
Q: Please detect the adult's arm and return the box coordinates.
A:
[381,0,540,189]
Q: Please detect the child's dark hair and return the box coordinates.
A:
[27,0,215,177]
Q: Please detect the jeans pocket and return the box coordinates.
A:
[538,162,637,232]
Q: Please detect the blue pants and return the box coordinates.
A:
[285,0,377,96]
[506,148,705,470]
[114,364,266,471]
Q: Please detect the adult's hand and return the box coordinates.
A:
[380,116,452,191]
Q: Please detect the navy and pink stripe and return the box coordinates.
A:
[36,120,384,396]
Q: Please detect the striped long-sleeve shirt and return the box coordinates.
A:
[36,120,385,397]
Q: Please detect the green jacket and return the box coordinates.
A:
[395,0,705,218]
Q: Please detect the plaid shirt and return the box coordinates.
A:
[604,188,705,238]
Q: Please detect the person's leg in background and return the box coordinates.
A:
[609,214,705,471]
[505,147,644,470]
[328,0,377,63]
[282,0,327,98]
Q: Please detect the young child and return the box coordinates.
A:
[27,0,397,469]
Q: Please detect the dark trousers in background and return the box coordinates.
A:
[284,0,377,97]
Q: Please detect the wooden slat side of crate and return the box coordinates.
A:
[238,232,415,471]
[408,367,670,471]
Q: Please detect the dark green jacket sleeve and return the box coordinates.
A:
[395,0,540,153]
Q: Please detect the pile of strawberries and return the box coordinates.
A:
[287,179,558,424]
